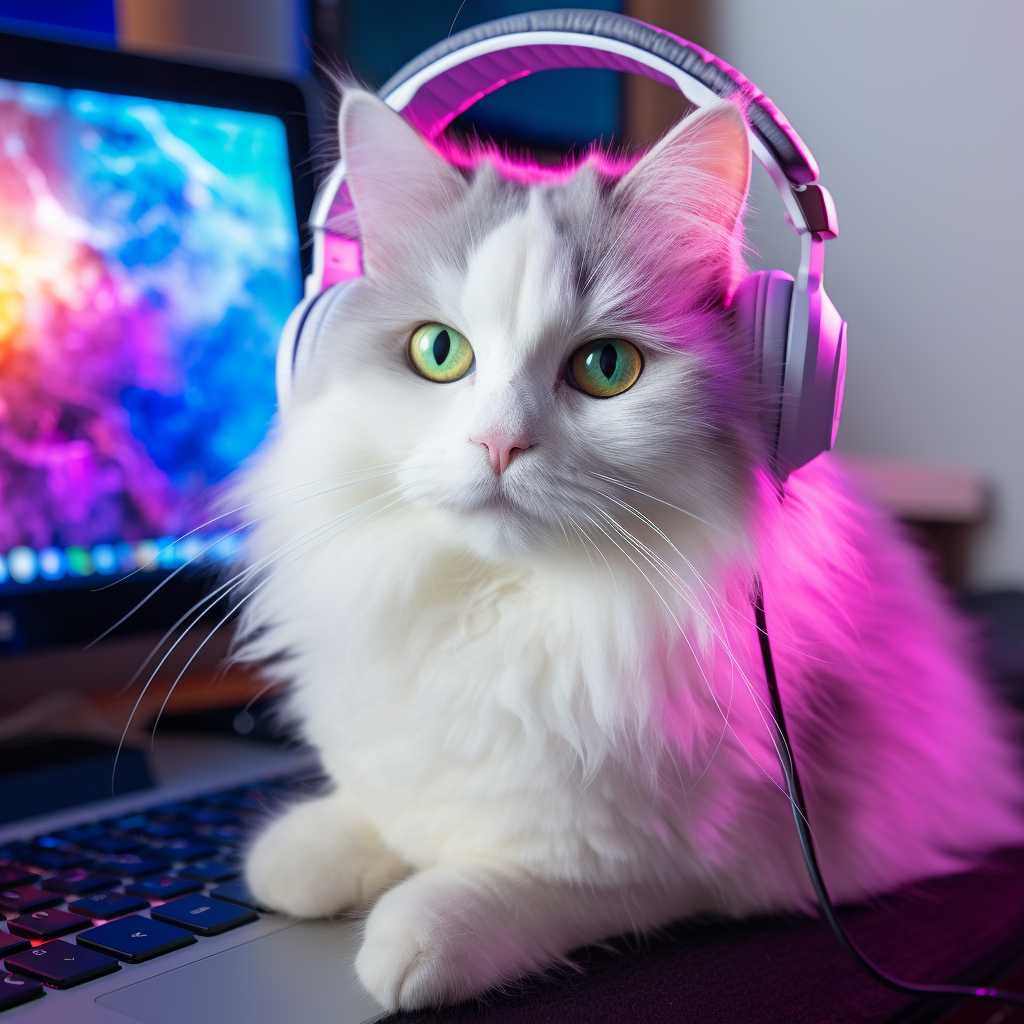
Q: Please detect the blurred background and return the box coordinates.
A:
[0,0,1019,791]
[2,0,1020,593]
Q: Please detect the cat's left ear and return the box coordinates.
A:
[338,90,468,275]
[615,99,752,234]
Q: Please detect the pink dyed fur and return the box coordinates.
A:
[666,459,1024,913]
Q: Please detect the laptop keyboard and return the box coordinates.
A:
[0,770,311,1013]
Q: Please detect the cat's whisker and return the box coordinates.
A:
[591,503,722,645]
[591,473,728,535]
[112,486,405,778]
[602,492,743,696]
[554,519,576,560]
[599,488,825,666]
[592,506,751,708]
[564,511,618,594]
[112,479,402,700]
[595,497,792,779]
[92,462,402,594]
[588,505,793,797]
[93,469,400,651]
[577,508,684,635]
[146,495,408,748]
[595,490,729,608]
[150,497,413,746]
[577,504,747,777]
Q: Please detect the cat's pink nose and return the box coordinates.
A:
[473,431,533,475]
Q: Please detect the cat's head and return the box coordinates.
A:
[281,89,760,564]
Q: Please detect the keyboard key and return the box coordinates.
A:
[4,939,120,988]
[208,879,267,911]
[67,891,149,920]
[150,895,257,936]
[125,875,202,901]
[213,793,264,812]
[0,887,63,914]
[177,860,238,884]
[193,791,235,807]
[81,836,143,856]
[152,839,218,862]
[28,836,71,851]
[139,822,193,840]
[8,909,89,941]
[77,915,196,964]
[110,814,149,832]
[0,972,44,1012]
[98,854,171,880]
[45,868,120,896]
[16,847,92,872]
[52,823,106,844]
[185,808,237,825]
[148,802,193,820]
[0,866,39,888]
[207,826,246,845]
[0,932,30,958]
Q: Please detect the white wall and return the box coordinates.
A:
[710,0,1024,588]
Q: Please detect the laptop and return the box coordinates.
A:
[0,29,383,1024]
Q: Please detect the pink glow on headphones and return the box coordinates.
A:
[321,234,363,289]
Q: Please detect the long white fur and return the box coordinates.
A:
[236,91,1024,1010]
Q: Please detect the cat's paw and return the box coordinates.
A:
[245,792,407,918]
[354,862,553,1010]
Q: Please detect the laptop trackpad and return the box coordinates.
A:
[97,920,385,1024]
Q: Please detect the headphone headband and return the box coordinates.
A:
[309,9,828,294]
[283,9,846,481]
[382,10,817,181]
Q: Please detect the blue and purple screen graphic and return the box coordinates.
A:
[0,80,301,590]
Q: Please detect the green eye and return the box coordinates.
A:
[409,323,474,382]
[567,339,643,398]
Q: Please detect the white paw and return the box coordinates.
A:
[354,863,547,1010]
[244,792,407,918]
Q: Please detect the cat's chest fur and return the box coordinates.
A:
[269,519,755,888]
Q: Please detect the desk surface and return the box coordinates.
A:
[389,847,1024,1024]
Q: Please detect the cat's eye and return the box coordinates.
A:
[409,323,474,382]
[567,339,643,398]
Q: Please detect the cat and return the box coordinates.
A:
[234,86,1024,1011]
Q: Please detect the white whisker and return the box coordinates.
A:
[92,469,399,650]
[146,496,407,746]
[587,504,792,799]
[592,472,728,535]
[112,486,404,781]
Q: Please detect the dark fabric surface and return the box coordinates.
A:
[388,848,1024,1024]
[961,591,1024,708]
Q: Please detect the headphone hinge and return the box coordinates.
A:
[791,184,838,240]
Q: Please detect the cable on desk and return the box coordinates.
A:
[752,574,1024,1009]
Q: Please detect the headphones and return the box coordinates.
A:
[277,8,847,481]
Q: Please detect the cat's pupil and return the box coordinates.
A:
[599,344,617,380]
[432,330,451,366]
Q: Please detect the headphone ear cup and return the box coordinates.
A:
[274,283,352,414]
[275,291,320,413]
[732,269,794,461]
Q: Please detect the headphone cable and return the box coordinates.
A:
[752,574,1024,1008]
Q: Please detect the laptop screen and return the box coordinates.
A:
[0,79,302,594]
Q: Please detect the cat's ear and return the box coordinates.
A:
[615,99,751,234]
[338,90,467,274]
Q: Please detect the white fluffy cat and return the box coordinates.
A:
[236,88,1024,1010]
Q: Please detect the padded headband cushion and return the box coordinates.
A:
[379,8,817,186]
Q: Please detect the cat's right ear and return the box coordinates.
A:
[338,90,467,275]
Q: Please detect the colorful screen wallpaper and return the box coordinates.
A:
[0,80,301,590]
